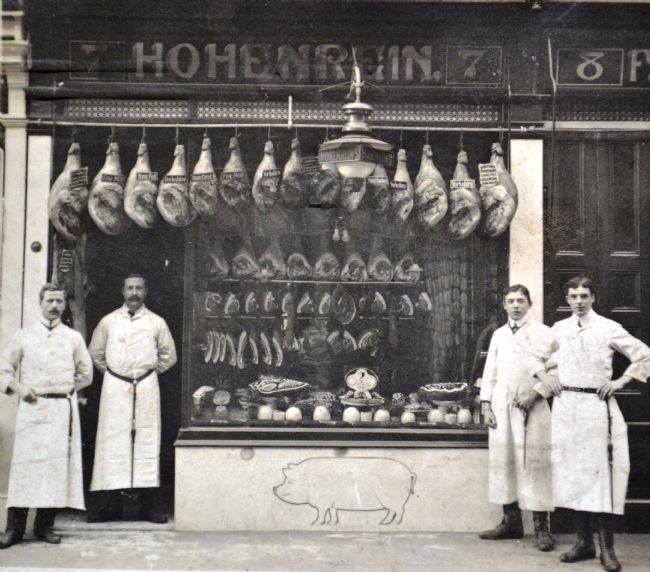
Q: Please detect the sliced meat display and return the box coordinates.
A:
[313,251,341,281]
[224,333,237,366]
[340,176,366,212]
[286,251,313,281]
[263,291,279,313]
[232,234,261,279]
[448,150,482,240]
[252,140,281,211]
[258,236,287,280]
[280,137,308,209]
[88,142,132,235]
[219,136,251,209]
[296,292,315,315]
[367,235,394,282]
[205,232,229,279]
[327,330,357,355]
[414,144,448,229]
[244,292,259,314]
[394,253,423,283]
[189,135,220,217]
[340,248,368,282]
[236,330,248,369]
[309,163,340,208]
[479,142,519,237]
[223,293,240,315]
[415,291,433,313]
[48,142,89,242]
[124,141,160,229]
[331,285,356,325]
[259,331,273,366]
[391,149,414,223]
[299,319,330,363]
[317,291,332,315]
[157,144,196,227]
[357,328,381,356]
[271,330,284,367]
[371,291,387,315]
[364,163,390,214]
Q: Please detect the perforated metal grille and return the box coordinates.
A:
[196,101,287,121]
[545,100,650,122]
[64,99,190,121]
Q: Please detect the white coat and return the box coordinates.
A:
[550,310,650,514]
[0,319,92,509]
[480,319,558,511]
[89,304,177,491]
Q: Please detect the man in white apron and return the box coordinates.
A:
[88,274,177,523]
[479,285,560,551]
[549,276,650,572]
[0,284,93,548]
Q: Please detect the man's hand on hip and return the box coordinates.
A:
[17,385,36,403]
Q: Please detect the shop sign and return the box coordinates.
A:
[68,41,503,88]
[557,47,650,87]
[319,145,394,167]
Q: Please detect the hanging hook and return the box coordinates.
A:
[459,130,464,151]
[70,124,78,144]
[499,126,504,144]
[203,126,208,138]
[294,125,298,138]
[325,126,329,141]
[235,125,239,138]
[267,124,271,140]
[175,125,180,144]
[141,124,146,144]
[109,125,115,143]
[425,129,429,145]
[399,125,404,149]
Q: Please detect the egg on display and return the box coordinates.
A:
[457,408,472,425]
[445,412,458,424]
[428,408,444,424]
[360,411,373,423]
[401,411,416,424]
[257,405,274,420]
[273,410,286,421]
[342,407,361,424]
[285,406,303,422]
[312,405,331,423]
[373,408,390,422]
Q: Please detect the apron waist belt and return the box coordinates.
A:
[562,385,599,394]
[39,392,74,437]
[107,367,154,384]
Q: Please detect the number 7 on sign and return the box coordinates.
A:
[458,49,486,80]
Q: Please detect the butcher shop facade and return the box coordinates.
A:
[1,0,649,533]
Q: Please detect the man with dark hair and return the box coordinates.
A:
[0,284,92,548]
[548,276,650,572]
[87,274,177,523]
[479,284,561,552]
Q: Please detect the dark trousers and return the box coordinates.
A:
[5,507,59,536]
[90,488,166,518]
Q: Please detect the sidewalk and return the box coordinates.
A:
[0,513,648,571]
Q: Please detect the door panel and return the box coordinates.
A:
[545,132,650,531]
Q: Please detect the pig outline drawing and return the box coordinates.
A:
[273,457,417,525]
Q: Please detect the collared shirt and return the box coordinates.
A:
[0,320,92,395]
[89,304,177,379]
[509,316,528,333]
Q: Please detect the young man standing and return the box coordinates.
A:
[0,284,93,548]
[549,276,650,572]
[88,274,177,523]
[479,285,560,552]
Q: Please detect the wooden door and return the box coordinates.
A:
[544,132,650,530]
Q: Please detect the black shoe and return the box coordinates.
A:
[533,512,555,552]
[599,548,621,572]
[0,529,23,549]
[560,539,597,563]
[34,528,61,544]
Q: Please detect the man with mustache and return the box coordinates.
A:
[0,284,92,548]
[548,276,650,572]
[87,274,177,523]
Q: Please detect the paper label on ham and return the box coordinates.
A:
[450,179,476,190]
[301,156,321,175]
[368,177,389,185]
[221,171,247,181]
[137,172,158,183]
[59,249,74,274]
[101,173,126,185]
[263,169,282,178]
[162,175,187,184]
[192,173,217,182]
[70,168,88,190]
[343,178,365,193]
[478,164,499,187]
[390,181,408,191]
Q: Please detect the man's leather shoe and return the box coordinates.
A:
[34,528,61,544]
[533,512,555,552]
[560,540,597,563]
[0,529,23,549]
[479,516,524,540]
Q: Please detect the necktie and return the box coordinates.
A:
[511,324,519,334]
[128,310,135,318]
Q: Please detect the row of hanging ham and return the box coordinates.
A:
[48,135,518,243]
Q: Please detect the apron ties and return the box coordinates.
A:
[38,391,74,438]
[106,367,155,488]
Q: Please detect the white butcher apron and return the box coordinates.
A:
[89,305,176,491]
[550,311,650,515]
[481,320,557,511]
[0,321,92,509]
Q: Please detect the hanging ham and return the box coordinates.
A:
[414,144,448,229]
[365,163,390,214]
[340,176,366,212]
[309,163,340,208]
[313,251,341,281]
[206,233,230,279]
[124,142,160,229]
[479,142,518,237]
[448,150,482,240]
[286,234,313,281]
[232,234,261,279]
[219,136,251,210]
[394,253,423,283]
[258,236,287,280]
[189,135,220,217]
[252,140,281,211]
[48,142,89,242]
[391,149,414,223]
[280,138,308,209]
[157,144,196,227]
[88,142,132,235]
[367,235,394,282]
[340,247,368,282]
